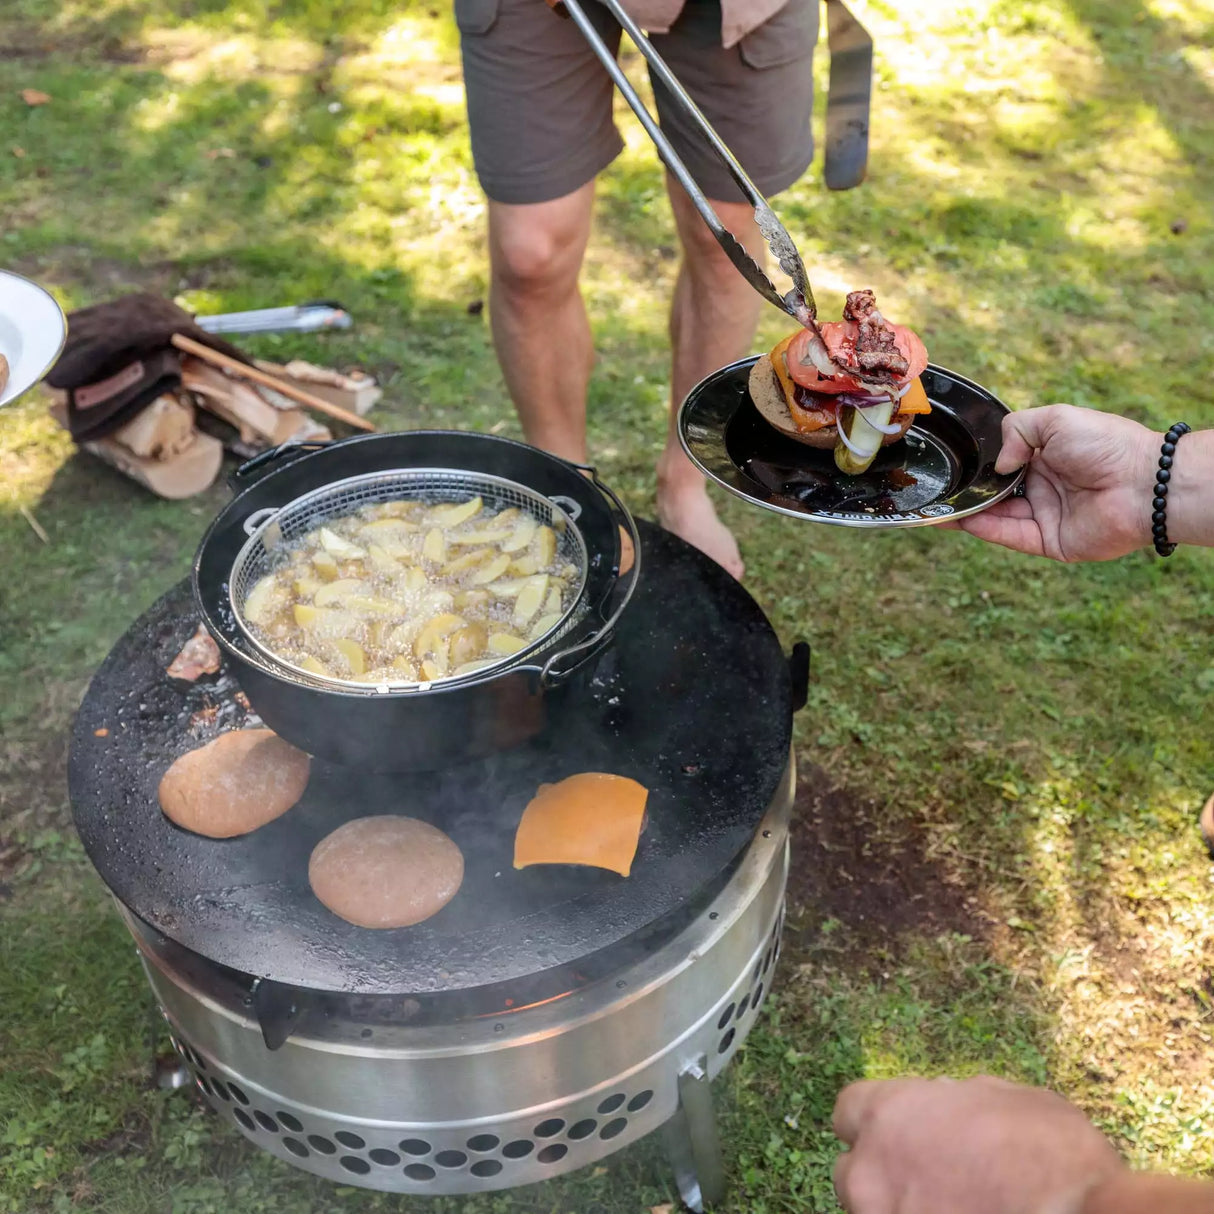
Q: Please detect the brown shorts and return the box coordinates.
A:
[456,0,818,206]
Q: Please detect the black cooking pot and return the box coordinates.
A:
[193,432,640,772]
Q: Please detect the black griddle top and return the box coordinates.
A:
[69,522,794,995]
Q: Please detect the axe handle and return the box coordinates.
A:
[170,333,376,433]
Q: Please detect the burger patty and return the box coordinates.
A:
[841,288,910,382]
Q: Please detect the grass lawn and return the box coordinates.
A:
[2,0,1213,1210]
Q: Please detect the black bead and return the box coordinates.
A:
[1161,441,1176,456]
[1158,455,1173,470]
[1157,468,1171,484]
[1153,522,1168,537]
[1152,509,1166,523]
[1153,495,1167,510]
[1166,427,1182,442]
[1155,482,1168,496]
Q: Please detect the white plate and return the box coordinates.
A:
[0,269,68,408]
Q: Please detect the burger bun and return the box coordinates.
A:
[747,353,914,449]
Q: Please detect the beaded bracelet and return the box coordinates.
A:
[1152,422,1191,557]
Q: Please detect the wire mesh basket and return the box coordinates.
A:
[228,469,590,694]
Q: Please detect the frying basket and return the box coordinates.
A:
[229,468,590,693]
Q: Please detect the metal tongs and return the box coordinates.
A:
[557,0,870,328]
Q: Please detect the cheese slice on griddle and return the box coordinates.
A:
[513,772,649,878]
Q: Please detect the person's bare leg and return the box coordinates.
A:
[487,183,597,464]
[658,176,766,579]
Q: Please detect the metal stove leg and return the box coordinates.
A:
[137,947,191,1091]
[663,1057,726,1212]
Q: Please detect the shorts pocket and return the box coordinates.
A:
[455,0,500,36]
[738,0,819,70]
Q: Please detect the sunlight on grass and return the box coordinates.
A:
[366,14,459,65]
[157,34,325,82]
[1145,0,1214,40]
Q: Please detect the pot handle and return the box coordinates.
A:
[540,465,642,689]
[234,440,331,484]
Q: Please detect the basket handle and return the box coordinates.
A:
[540,465,641,689]
[242,506,281,539]
[547,494,583,524]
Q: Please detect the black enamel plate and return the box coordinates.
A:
[678,357,1025,527]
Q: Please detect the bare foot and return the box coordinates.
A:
[656,485,745,579]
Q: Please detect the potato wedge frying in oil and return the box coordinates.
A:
[243,494,577,686]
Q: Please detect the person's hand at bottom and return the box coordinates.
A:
[832,1075,1125,1214]
[942,404,1157,562]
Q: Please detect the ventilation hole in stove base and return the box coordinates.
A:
[568,1119,597,1140]
[754,981,765,1010]
[233,1108,255,1132]
[211,1080,230,1102]
[628,1090,654,1112]
[307,1135,337,1155]
[404,1164,436,1182]
[736,994,750,1019]
[400,1139,431,1156]
[196,1076,212,1097]
[369,1149,401,1167]
[537,1144,568,1164]
[597,1094,626,1115]
[283,1137,308,1158]
[435,1150,468,1169]
[335,1131,366,1150]
[467,1134,500,1153]
[471,1160,503,1178]
[718,1027,736,1055]
[600,1118,628,1140]
[340,1156,371,1175]
[277,1112,304,1134]
[227,1082,250,1106]
[534,1118,564,1138]
[254,1111,278,1133]
[717,1003,735,1030]
[502,1140,534,1159]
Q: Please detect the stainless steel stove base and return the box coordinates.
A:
[134,761,793,1202]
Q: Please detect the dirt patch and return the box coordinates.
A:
[80,1116,153,1159]
[0,835,30,887]
[0,27,147,65]
[7,248,240,302]
[785,763,987,960]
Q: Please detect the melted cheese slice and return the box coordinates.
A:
[771,335,835,433]
[513,773,649,878]
[896,377,932,416]
[770,333,798,402]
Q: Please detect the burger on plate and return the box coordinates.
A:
[748,289,930,475]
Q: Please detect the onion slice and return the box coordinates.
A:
[798,331,846,379]
[858,407,903,436]
[833,399,896,475]
[834,414,869,457]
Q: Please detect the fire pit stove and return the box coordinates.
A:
[70,522,805,1210]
